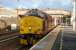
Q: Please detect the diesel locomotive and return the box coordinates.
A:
[19,9,54,46]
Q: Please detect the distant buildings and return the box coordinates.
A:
[0,6,71,26]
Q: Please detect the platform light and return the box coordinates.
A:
[28,26,32,31]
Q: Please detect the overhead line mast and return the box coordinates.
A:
[17,0,20,16]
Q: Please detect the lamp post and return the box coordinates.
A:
[71,0,76,31]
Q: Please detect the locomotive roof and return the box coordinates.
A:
[19,9,48,19]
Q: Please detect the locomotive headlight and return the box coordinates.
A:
[28,27,32,31]
[28,27,32,30]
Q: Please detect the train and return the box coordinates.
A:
[19,9,55,46]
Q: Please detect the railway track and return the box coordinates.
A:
[0,32,19,50]
[0,32,30,50]
[0,38,30,50]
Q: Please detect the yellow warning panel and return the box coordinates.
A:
[19,16,44,34]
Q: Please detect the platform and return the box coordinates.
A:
[30,26,76,50]
[29,26,61,50]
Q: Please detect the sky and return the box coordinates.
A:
[0,0,73,11]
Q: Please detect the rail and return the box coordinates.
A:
[0,36,18,43]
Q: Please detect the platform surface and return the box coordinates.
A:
[29,26,61,50]
[51,26,76,50]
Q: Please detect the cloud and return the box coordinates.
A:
[0,0,73,11]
